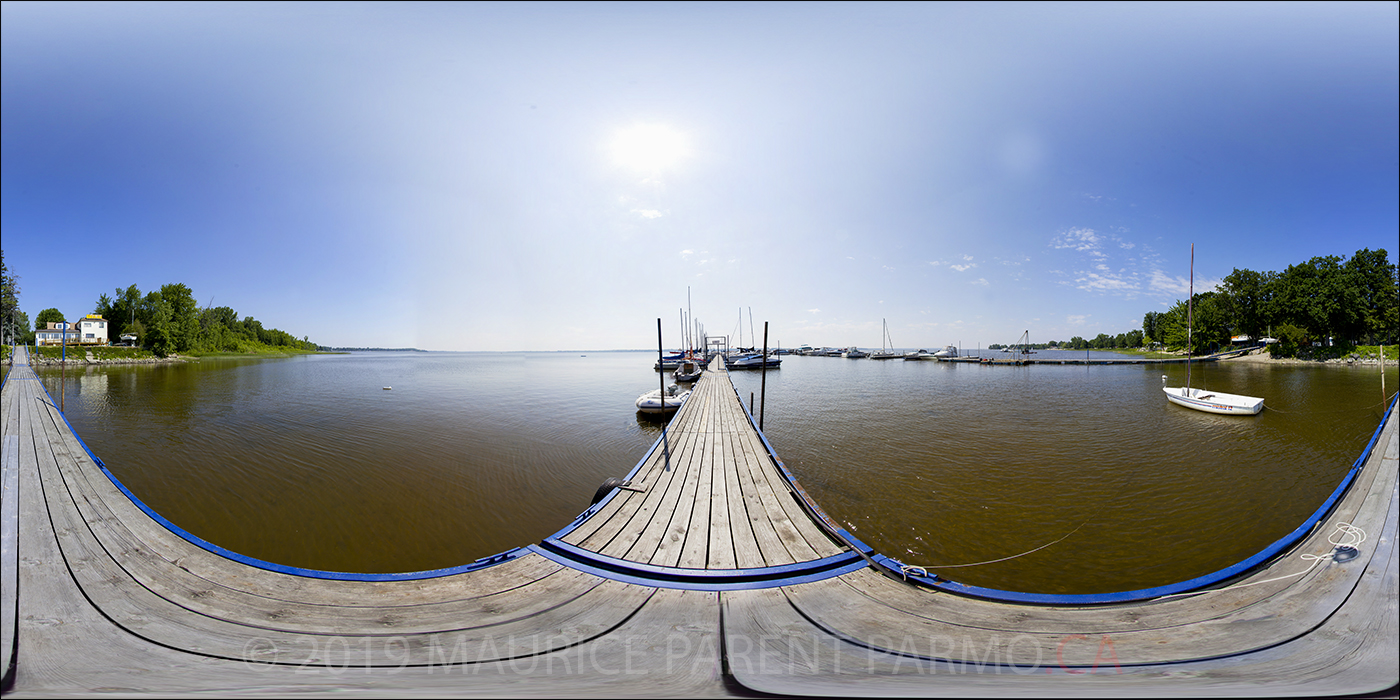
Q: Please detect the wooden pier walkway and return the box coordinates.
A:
[2,347,1395,696]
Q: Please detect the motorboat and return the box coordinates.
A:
[903,349,937,360]
[727,352,780,370]
[653,352,687,370]
[933,345,959,359]
[673,360,702,382]
[842,347,868,358]
[636,384,691,414]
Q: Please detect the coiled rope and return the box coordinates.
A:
[1152,521,1367,602]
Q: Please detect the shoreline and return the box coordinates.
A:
[25,355,189,366]
[1219,349,1393,366]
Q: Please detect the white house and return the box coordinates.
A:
[35,315,108,346]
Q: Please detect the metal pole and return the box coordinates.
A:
[61,320,67,411]
[760,321,769,430]
[658,318,670,471]
[1187,243,1194,393]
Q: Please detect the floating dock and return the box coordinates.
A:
[2,347,1395,695]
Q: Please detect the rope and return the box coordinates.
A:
[902,520,1089,575]
[1152,522,1367,602]
[1263,391,1398,416]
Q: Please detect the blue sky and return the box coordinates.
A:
[4,2,1396,351]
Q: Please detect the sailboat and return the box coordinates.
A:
[1162,244,1264,415]
[869,319,901,359]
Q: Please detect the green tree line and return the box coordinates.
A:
[1031,248,1397,358]
[1,259,317,356]
[92,283,316,356]
[1140,248,1397,357]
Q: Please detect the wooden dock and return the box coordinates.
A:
[2,347,1396,696]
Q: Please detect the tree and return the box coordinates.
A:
[159,283,200,352]
[1142,311,1163,345]
[1269,323,1309,358]
[142,293,175,357]
[1343,248,1398,344]
[1270,255,1350,343]
[9,309,32,345]
[1,248,21,344]
[35,308,65,330]
[1219,267,1272,341]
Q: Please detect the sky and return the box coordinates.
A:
[3,2,1397,351]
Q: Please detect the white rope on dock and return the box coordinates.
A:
[1152,522,1367,602]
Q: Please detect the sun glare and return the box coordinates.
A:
[609,124,690,172]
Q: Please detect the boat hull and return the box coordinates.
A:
[727,354,780,370]
[1162,386,1264,415]
[636,387,691,414]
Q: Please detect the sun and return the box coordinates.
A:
[609,124,691,172]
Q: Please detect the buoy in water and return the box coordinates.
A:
[591,477,625,505]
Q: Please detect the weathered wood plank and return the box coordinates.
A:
[734,425,843,558]
[719,408,766,570]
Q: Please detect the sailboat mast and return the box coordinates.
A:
[1187,243,1194,392]
[749,307,755,352]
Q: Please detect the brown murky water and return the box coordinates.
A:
[23,350,1396,594]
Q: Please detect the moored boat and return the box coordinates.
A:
[1161,385,1265,415]
[869,319,901,359]
[727,352,781,370]
[841,347,868,358]
[653,351,688,370]
[673,360,702,382]
[636,384,691,414]
[1163,245,1264,416]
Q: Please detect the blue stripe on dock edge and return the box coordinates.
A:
[530,539,870,591]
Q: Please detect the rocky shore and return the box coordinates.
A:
[1219,348,1393,366]
[23,352,188,366]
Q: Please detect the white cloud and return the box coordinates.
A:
[1052,227,1101,251]
[1148,269,1190,296]
[807,308,821,314]
[1148,268,1221,297]
[1067,314,1088,325]
[971,278,989,286]
[633,208,664,219]
[1072,271,1138,294]
[951,263,976,272]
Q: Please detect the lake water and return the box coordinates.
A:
[19,349,1396,595]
